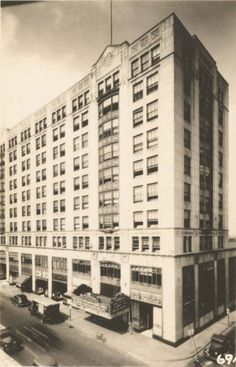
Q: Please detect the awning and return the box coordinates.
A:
[15,274,31,287]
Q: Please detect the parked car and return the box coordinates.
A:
[35,287,44,295]
[29,296,60,323]
[0,324,23,354]
[52,291,63,302]
[32,355,59,366]
[10,294,31,307]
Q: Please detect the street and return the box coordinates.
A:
[0,288,142,366]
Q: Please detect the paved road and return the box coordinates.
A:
[0,290,142,366]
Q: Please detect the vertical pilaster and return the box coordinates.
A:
[32,254,35,292]
[18,252,21,276]
[48,255,52,298]
[194,263,199,329]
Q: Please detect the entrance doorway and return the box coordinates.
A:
[131,301,153,331]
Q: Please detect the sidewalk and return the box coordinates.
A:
[60,302,236,367]
[0,349,21,367]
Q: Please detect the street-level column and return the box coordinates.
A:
[18,252,21,276]
[194,262,199,329]
[5,250,9,281]
[32,254,35,292]
[67,256,72,294]
[225,254,229,308]
[48,255,52,298]
[91,256,100,294]
[214,258,218,316]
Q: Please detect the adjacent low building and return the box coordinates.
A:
[0,13,235,346]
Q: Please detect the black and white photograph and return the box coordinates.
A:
[0,0,236,366]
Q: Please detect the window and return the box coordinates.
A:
[219,172,223,188]
[184,183,191,202]
[147,72,158,94]
[147,100,158,121]
[133,134,143,153]
[131,58,139,77]
[147,183,158,201]
[82,154,88,168]
[74,157,80,171]
[53,128,58,141]
[73,137,80,151]
[133,160,143,177]
[219,151,223,168]
[183,236,192,253]
[141,237,149,252]
[98,81,104,97]
[184,210,191,228]
[133,211,143,228]
[84,91,90,105]
[53,201,58,213]
[82,216,89,229]
[113,71,119,88]
[60,199,65,212]
[53,146,58,159]
[82,174,88,188]
[133,186,143,203]
[218,236,224,249]
[151,44,160,65]
[82,195,88,209]
[82,133,88,148]
[99,237,104,250]
[41,134,46,147]
[147,210,158,227]
[74,197,80,210]
[147,155,158,174]
[53,165,58,177]
[133,108,143,128]
[73,116,80,131]
[60,124,65,138]
[72,98,78,112]
[60,143,65,157]
[184,156,191,176]
[133,81,143,102]
[132,237,139,251]
[184,101,191,122]
[74,177,80,190]
[218,214,223,229]
[82,111,88,127]
[147,128,158,148]
[218,109,223,126]
[105,76,112,91]
[74,217,80,230]
[114,237,120,250]
[53,182,59,195]
[131,266,162,287]
[60,181,65,193]
[60,218,65,230]
[60,162,65,175]
[218,130,223,147]
[152,237,160,252]
[141,52,149,71]
[184,128,191,149]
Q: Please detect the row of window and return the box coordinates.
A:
[8,136,17,149]
[132,236,160,252]
[133,210,158,228]
[73,133,88,151]
[131,44,160,78]
[98,71,119,97]
[133,100,158,129]
[73,111,89,131]
[21,128,31,143]
[72,91,90,112]
[52,105,66,124]
[133,72,158,102]
[133,155,158,177]
[73,236,91,250]
[133,183,158,203]
[35,118,47,134]
[133,128,158,152]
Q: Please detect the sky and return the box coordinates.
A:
[1,0,236,236]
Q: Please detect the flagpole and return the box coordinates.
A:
[110,0,113,45]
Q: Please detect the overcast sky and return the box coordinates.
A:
[1,0,236,236]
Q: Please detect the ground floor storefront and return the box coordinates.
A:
[0,247,236,346]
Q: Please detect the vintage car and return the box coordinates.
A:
[0,324,23,354]
[9,294,31,307]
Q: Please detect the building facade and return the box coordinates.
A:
[0,14,235,345]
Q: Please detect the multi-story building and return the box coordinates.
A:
[0,13,235,346]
